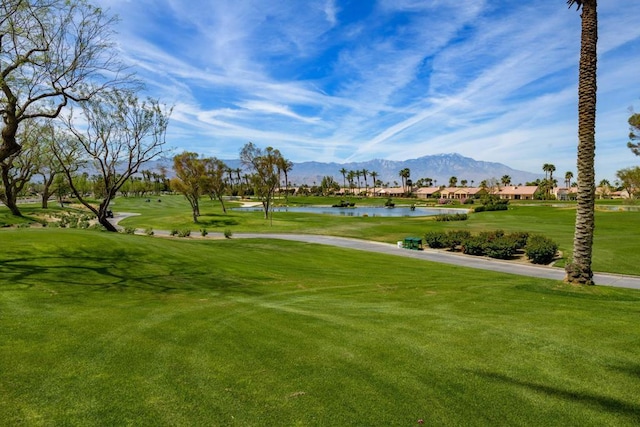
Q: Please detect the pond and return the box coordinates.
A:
[232,206,469,217]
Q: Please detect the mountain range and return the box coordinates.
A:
[149,153,542,187]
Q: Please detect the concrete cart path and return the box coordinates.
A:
[233,233,640,290]
[108,214,640,290]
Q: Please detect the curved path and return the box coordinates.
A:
[109,214,640,290]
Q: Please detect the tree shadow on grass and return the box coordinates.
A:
[471,369,640,420]
[0,248,262,297]
[194,215,239,228]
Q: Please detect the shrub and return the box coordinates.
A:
[478,229,505,242]
[434,213,468,222]
[424,231,448,248]
[483,237,518,259]
[461,236,486,256]
[123,227,136,235]
[200,228,208,237]
[145,228,154,236]
[170,229,179,236]
[526,235,559,264]
[475,198,509,213]
[507,232,530,249]
[444,230,472,248]
[178,229,191,238]
[224,228,233,239]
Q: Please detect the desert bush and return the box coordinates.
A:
[525,235,559,264]
[424,231,448,248]
[145,228,154,236]
[178,229,191,238]
[434,213,468,222]
[478,229,505,242]
[461,236,486,256]
[445,230,472,248]
[200,228,208,237]
[483,237,518,259]
[170,229,179,236]
[123,227,136,235]
[507,231,530,249]
[224,229,233,239]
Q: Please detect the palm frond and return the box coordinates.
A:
[567,0,583,10]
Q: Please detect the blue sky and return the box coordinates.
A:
[96,0,639,181]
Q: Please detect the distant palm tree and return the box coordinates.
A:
[501,175,511,186]
[361,168,369,195]
[279,158,293,201]
[565,0,598,286]
[449,176,457,187]
[355,170,361,193]
[347,170,355,195]
[399,168,410,193]
[564,171,574,188]
[542,163,552,180]
[460,179,468,187]
[370,171,378,196]
[339,167,347,193]
[548,164,556,182]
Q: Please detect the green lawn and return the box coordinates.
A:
[1,229,640,425]
[109,195,640,276]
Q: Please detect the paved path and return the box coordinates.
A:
[232,233,640,290]
[109,214,640,291]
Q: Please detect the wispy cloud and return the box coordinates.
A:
[97,0,640,180]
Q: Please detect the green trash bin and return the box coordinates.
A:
[403,237,423,250]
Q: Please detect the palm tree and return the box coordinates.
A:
[355,170,361,193]
[398,168,410,193]
[565,0,598,286]
[598,178,610,199]
[347,170,355,195]
[542,163,552,180]
[278,158,293,202]
[548,164,556,182]
[339,167,347,194]
[370,171,378,196]
[449,176,457,187]
[460,179,468,187]
[564,171,574,188]
[361,168,369,195]
[501,175,512,186]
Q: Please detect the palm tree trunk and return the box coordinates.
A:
[565,0,597,285]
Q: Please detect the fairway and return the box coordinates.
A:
[1,229,639,425]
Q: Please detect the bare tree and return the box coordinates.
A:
[0,0,131,165]
[56,90,171,231]
[172,152,209,223]
[240,142,283,221]
[0,120,45,215]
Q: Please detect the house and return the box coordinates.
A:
[497,186,538,200]
[553,187,577,200]
[437,187,486,200]
[415,187,440,199]
[377,187,407,197]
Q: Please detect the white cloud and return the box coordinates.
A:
[93,0,640,181]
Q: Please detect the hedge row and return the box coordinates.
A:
[434,213,468,222]
[424,229,558,263]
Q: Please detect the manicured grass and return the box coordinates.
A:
[1,229,640,425]
[109,195,640,275]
